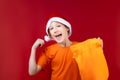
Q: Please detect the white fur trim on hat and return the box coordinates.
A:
[44,35,51,42]
[45,17,72,41]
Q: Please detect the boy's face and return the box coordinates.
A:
[48,21,69,44]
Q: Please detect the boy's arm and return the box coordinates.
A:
[28,39,44,75]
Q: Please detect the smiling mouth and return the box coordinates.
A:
[55,34,62,40]
[55,34,62,37]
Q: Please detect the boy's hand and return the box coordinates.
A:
[32,39,45,49]
[97,37,103,48]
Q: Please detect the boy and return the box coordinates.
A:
[29,17,109,80]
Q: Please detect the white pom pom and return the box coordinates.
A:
[44,35,51,42]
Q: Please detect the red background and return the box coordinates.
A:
[0,0,120,80]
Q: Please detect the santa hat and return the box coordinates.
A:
[44,17,72,42]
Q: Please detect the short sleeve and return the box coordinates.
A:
[37,48,49,70]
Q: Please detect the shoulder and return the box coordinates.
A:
[43,43,59,57]
[46,43,59,49]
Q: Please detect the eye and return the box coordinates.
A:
[49,26,53,30]
[57,25,61,27]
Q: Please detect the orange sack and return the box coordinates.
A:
[70,38,109,80]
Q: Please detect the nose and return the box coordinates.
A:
[53,27,58,33]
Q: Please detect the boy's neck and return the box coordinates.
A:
[58,39,72,47]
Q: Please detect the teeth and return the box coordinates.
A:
[55,34,62,37]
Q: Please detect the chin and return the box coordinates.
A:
[55,39,64,43]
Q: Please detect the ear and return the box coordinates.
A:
[66,28,70,35]
[65,26,69,31]
[67,28,69,31]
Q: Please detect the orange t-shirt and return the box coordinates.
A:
[37,42,81,80]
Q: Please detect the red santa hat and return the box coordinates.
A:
[44,17,72,42]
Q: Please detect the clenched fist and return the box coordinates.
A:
[32,39,45,49]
